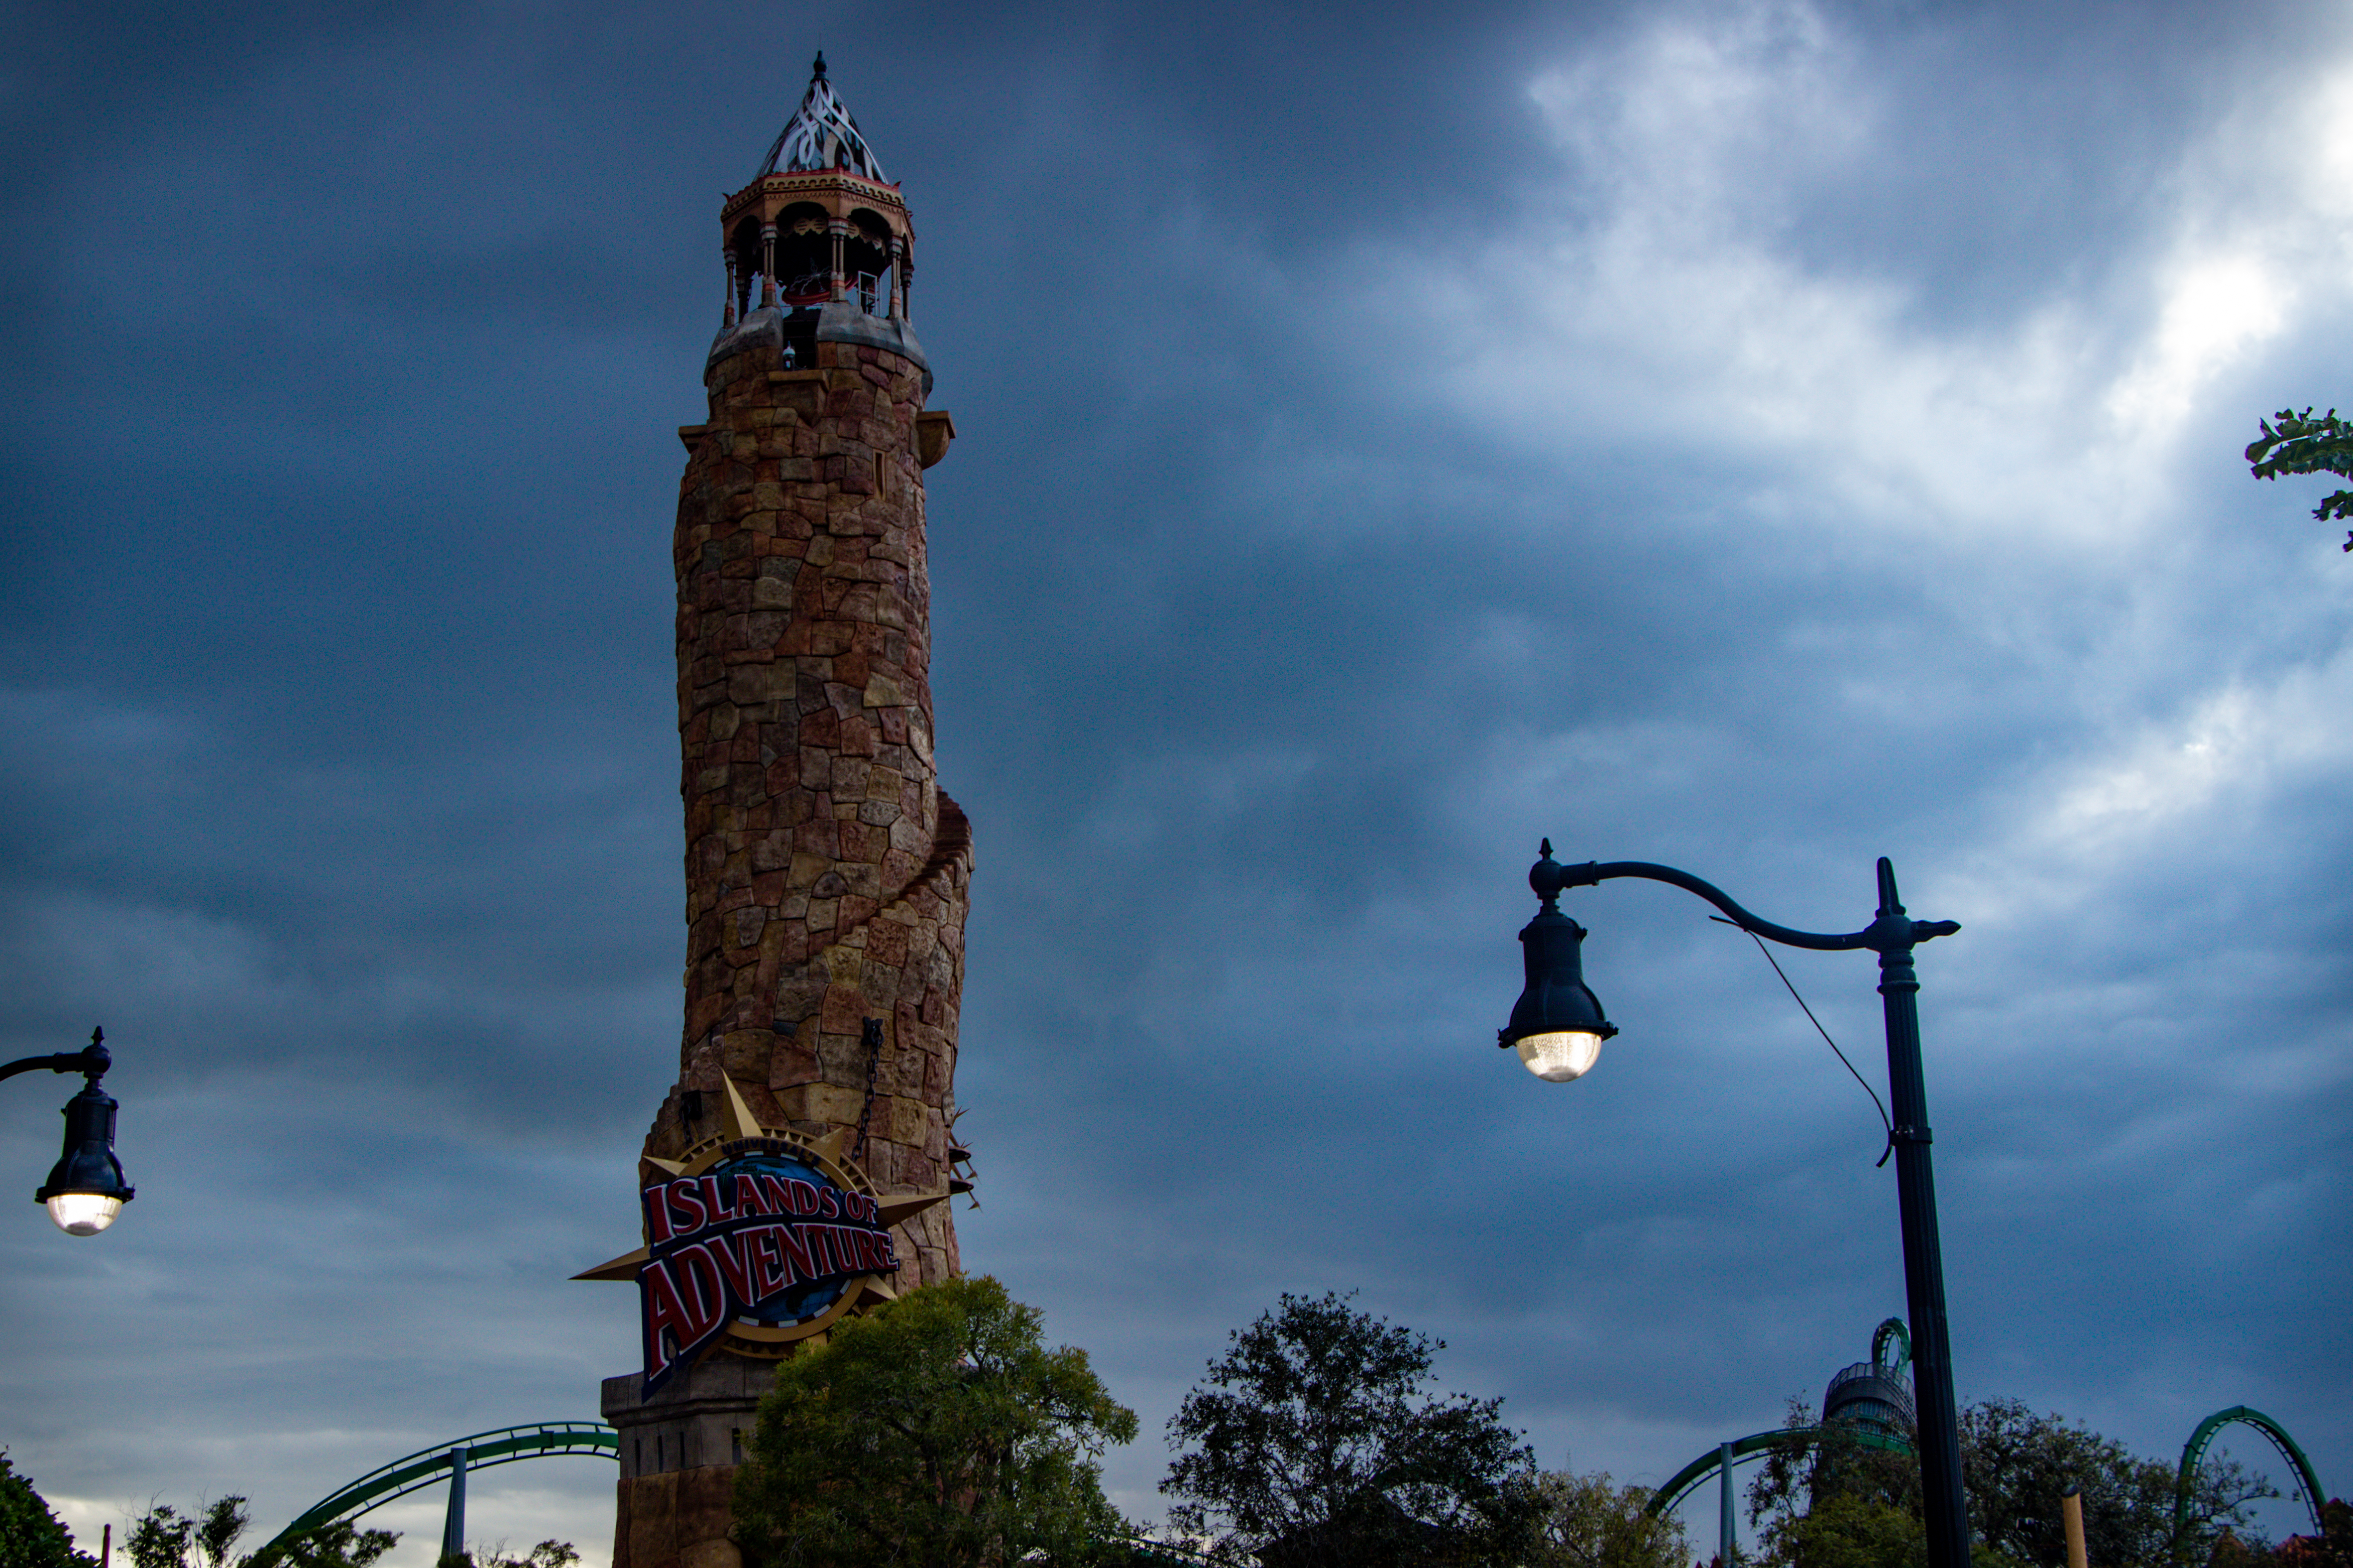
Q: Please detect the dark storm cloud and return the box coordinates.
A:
[2,1,2345,1558]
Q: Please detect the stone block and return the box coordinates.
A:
[776,916,809,963]
[777,1079,863,1124]
[720,1030,770,1082]
[818,983,866,1035]
[765,1024,819,1086]
[857,957,904,1007]
[794,817,840,859]
[726,666,790,704]
[622,1473,679,1568]
[865,919,910,967]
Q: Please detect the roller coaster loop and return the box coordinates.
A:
[1872,1319,1913,1382]
[2178,1406,2325,1540]
[257,1422,618,1558]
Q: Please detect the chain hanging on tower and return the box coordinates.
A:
[853,1017,882,1161]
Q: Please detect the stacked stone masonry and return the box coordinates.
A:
[645,330,967,1294]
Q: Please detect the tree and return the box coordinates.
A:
[440,1542,580,1568]
[1745,1397,2275,1568]
[733,1274,1139,1568]
[0,1452,98,1568]
[2269,1499,2353,1568]
[126,1502,204,1568]
[1763,1493,1935,1568]
[246,1524,400,1568]
[1746,1399,1931,1568]
[1963,1398,2269,1568]
[126,1496,398,1568]
[1160,1291,1539,1567]
[1526,1470,1690,1568]
[2247,408,2353,548]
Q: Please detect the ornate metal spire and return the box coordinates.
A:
[754,54,886,183]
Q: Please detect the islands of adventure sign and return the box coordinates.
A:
[579,1079,935,1394]
[639,1137,896,1391]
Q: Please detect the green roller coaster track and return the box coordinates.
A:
[1647,1319,1917,1522]
[258,1422,617,1558]
[1643,1425,1915,1519]
[2178,1406,2326,1540]
[1644,1402,2329,1546]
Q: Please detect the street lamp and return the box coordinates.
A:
[3,1027,135,1236]
[1500,841,1970,1568]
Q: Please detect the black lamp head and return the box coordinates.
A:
[1500,840,1616,1081]
[36,1041,132,1236]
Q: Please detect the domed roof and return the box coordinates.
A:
[754,54,887,184]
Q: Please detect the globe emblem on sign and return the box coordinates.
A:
[725,1151,852,1326]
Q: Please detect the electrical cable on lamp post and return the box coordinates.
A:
[2,1026,135,1235]
[1499,842,1969,1568]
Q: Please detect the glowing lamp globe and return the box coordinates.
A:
[1513,1029,1607,1082]
[45,1192,123,1237]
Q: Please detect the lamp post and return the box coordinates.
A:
[1500,842,1969,1568]
[3,1027,135,1236]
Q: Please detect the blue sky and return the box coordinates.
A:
[2,2,2346,1561]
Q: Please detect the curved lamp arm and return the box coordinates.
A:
[1,1030,110,1085]
[1536,852,1959,953]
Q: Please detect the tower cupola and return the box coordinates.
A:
[754,53,887,183]
[712,54,920,379]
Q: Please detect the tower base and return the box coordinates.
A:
[601,1359,772,1568]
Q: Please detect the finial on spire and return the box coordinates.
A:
[1540,838,1553,857]
[812,52,827,79]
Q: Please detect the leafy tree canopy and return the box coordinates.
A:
[1745,1397,2276,1568]
[733,1274,1139,1568]
[439,1541,580,1568]
[2269,1498,2353,1568]
[2247,408,2353,547]
[1160,1291,1539,1568]
[247,1523,401,1568]
[128,1498,251,1568]
[126,1496,399,1568]
[0,1452,97,1568]
[1527,1469,1691,1568]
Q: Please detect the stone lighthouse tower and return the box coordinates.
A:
[588,55,968,1568]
